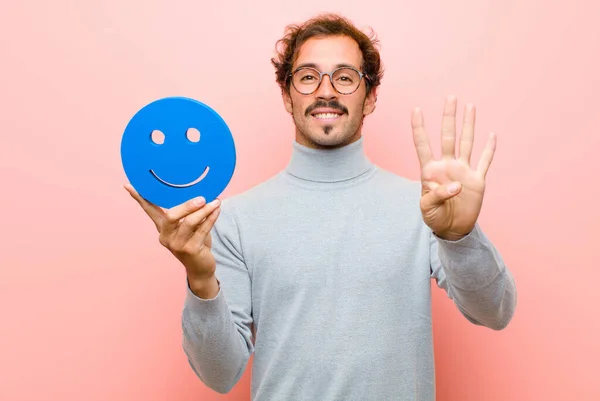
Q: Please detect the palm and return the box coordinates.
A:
[411,96,496,240]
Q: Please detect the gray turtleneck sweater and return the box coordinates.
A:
[181,137,517,401]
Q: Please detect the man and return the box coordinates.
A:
[126,13,517,401]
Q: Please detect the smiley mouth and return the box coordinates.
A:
[149,166,210,188]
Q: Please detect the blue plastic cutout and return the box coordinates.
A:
[121,97,236,208]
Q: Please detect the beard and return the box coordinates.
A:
[292,99,365,149]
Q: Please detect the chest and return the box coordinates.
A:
[244,199,431,300]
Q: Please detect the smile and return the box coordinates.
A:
[313,113,342,120]
[149,166,210,188]
[309,107,345,122]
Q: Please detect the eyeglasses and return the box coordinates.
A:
[289,66,367,95]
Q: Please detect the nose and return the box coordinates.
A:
[315,73,337,100]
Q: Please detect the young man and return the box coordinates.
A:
[126,13,517,401]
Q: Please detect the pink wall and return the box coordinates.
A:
[1,0,598,400]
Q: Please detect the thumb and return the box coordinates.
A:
[421,181,461,209]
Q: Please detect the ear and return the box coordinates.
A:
[282,88,293,114]
[363,87,377,116]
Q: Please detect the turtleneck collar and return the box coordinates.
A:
[285,137,374,183]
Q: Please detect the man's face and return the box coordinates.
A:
[282,35,377,149]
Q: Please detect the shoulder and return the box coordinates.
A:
[216,172,287,217]
[371,165,422,198]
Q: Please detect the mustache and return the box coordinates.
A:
[305,100,348,117]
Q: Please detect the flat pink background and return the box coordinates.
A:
[1,1,598,400]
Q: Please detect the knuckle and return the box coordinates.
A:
[197,225,208,237]
[164,211,176,223]
[158,235,170,248]
[181,217,198,230]
[180,241,198,256]
[170,240,186,254]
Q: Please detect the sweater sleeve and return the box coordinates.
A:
[181,200,254,394]
[430,223,517,330]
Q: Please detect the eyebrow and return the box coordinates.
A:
[294,62,359,70]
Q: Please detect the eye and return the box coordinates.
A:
[300,74,317,82]
[335,74,354,84]
[151,129,165,144]
[186,127,200,143]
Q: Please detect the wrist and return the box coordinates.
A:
[433,230,468,242]
[187,273,219,299]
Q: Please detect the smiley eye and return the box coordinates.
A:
[151,129,165,145]
[186,127,200,143]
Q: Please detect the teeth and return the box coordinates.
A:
[314,113,340,119]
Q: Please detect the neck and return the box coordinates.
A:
[294,130,362,150]
[285,136,373,183]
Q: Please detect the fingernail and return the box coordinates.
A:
[193,197,205,206]
[448,183,459,194]
[211,199,221,207]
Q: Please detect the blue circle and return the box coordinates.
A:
[121,97,236,208]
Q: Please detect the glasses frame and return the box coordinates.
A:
[289,66,368,95]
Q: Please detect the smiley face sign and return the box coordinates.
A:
[120,97,236,208]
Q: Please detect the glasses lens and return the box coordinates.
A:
[291,67,362,94]
[332,68,361,94]
[292,68,320,94]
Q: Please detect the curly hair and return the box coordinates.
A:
[271,13,384,96]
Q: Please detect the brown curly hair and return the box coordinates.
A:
[271,13,384,96]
